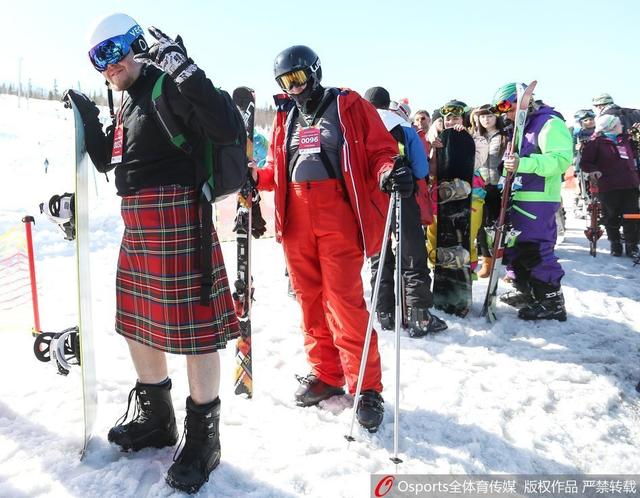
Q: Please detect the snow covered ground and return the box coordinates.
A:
[1,94,640,498]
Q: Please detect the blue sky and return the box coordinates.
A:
[2,0,639,119]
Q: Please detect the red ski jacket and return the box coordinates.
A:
[257,89,397,257]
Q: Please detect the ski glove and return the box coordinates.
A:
[134,26,198,86]
[251,202,267,239]
[62,89,100,124]
[380,158,414,198]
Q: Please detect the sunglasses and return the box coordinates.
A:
[276,69,309,92]
[494,100,515,114]
[440,105,465,117]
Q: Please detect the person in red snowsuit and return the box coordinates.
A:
[253,45,413,432]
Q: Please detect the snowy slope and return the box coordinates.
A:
[1,94,640,498]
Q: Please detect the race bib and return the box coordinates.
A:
[617,146,629,160]
[111,123,124,164]
[298,127,321,155]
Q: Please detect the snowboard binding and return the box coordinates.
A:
[436,246,470,269]
[39,193,76,241]
[33,326,80,376]
[438,178,471,204]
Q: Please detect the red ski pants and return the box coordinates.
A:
[282,180,383,394]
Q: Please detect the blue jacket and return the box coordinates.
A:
[377,109,429,178]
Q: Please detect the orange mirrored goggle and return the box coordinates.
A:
[276,69,309,92]
[494,100,515,114]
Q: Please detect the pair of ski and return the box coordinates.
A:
[480,81,537,322]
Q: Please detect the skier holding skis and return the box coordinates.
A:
[253,45,404,433]
[364,86,447,336]
[494,83,573,321]
[579,115,640,258]
[64,13,243,493]
[572,109,596,217]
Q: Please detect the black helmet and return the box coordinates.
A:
[273,45,322,91]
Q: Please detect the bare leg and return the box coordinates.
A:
[186,352,220,404]
[126,338,168,384]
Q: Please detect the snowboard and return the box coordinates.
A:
[432,128,475,317]
[232,87,256,398]
[70,99,98,458]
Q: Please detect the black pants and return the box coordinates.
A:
[477,184,502,257]
[599,188,639,246]
[370,195,432,312]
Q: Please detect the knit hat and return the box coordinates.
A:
[364,86,390,109]
[595,114,621,134]
[592,93,614,106]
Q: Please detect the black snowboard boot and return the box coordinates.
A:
[610,240,623,257]
[406,307,448,337]
[518,281,567,322]
[625,243,639,259]
[108,379,179,452]
[376,311,394,331]
[499,280,535,309]
[294,373,344,407]
[356,390,384,433]
[166,397,221,494]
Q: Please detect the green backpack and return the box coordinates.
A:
[150,73,248,305]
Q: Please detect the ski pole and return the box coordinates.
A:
[345,193,395,444]
[391,190,403,465]
[22,216,41,336]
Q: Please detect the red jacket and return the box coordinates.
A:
[257,89,397,256]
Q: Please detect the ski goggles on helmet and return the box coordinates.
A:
[276,69,309,92]
[575,110,596,121]
[439,105,465,117]
[493,99,515,114]
[89,28,144,72]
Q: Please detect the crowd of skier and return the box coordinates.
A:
[50,12,640,494]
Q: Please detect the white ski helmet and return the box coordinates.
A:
[87,13,147,70]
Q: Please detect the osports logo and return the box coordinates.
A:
[374,475,395,497]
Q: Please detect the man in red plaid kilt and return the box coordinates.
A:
[64,13,243,494]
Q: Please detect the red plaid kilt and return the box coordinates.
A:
[115,185,240,354]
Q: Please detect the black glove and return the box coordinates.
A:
[62,89,100,124]
[251,201,267,239]
[380,158,414,198]
[133,26,197,85]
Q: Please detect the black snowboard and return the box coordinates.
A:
[432,128,475,317]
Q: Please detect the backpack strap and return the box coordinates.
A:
[151,73,194,155]
[150,72,214,306]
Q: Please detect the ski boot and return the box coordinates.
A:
[499,280,535,309]
[166,397,221,494]
[406,307,448,338]
[376,311,394,331]
[477,256,493,279]
[438,179,471,203]
[356,390,384,433]
[610,240,623,257]
[108,379,179,452]
[294,373,344,407]
[625,243,639,259]
[518,282,567,322]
